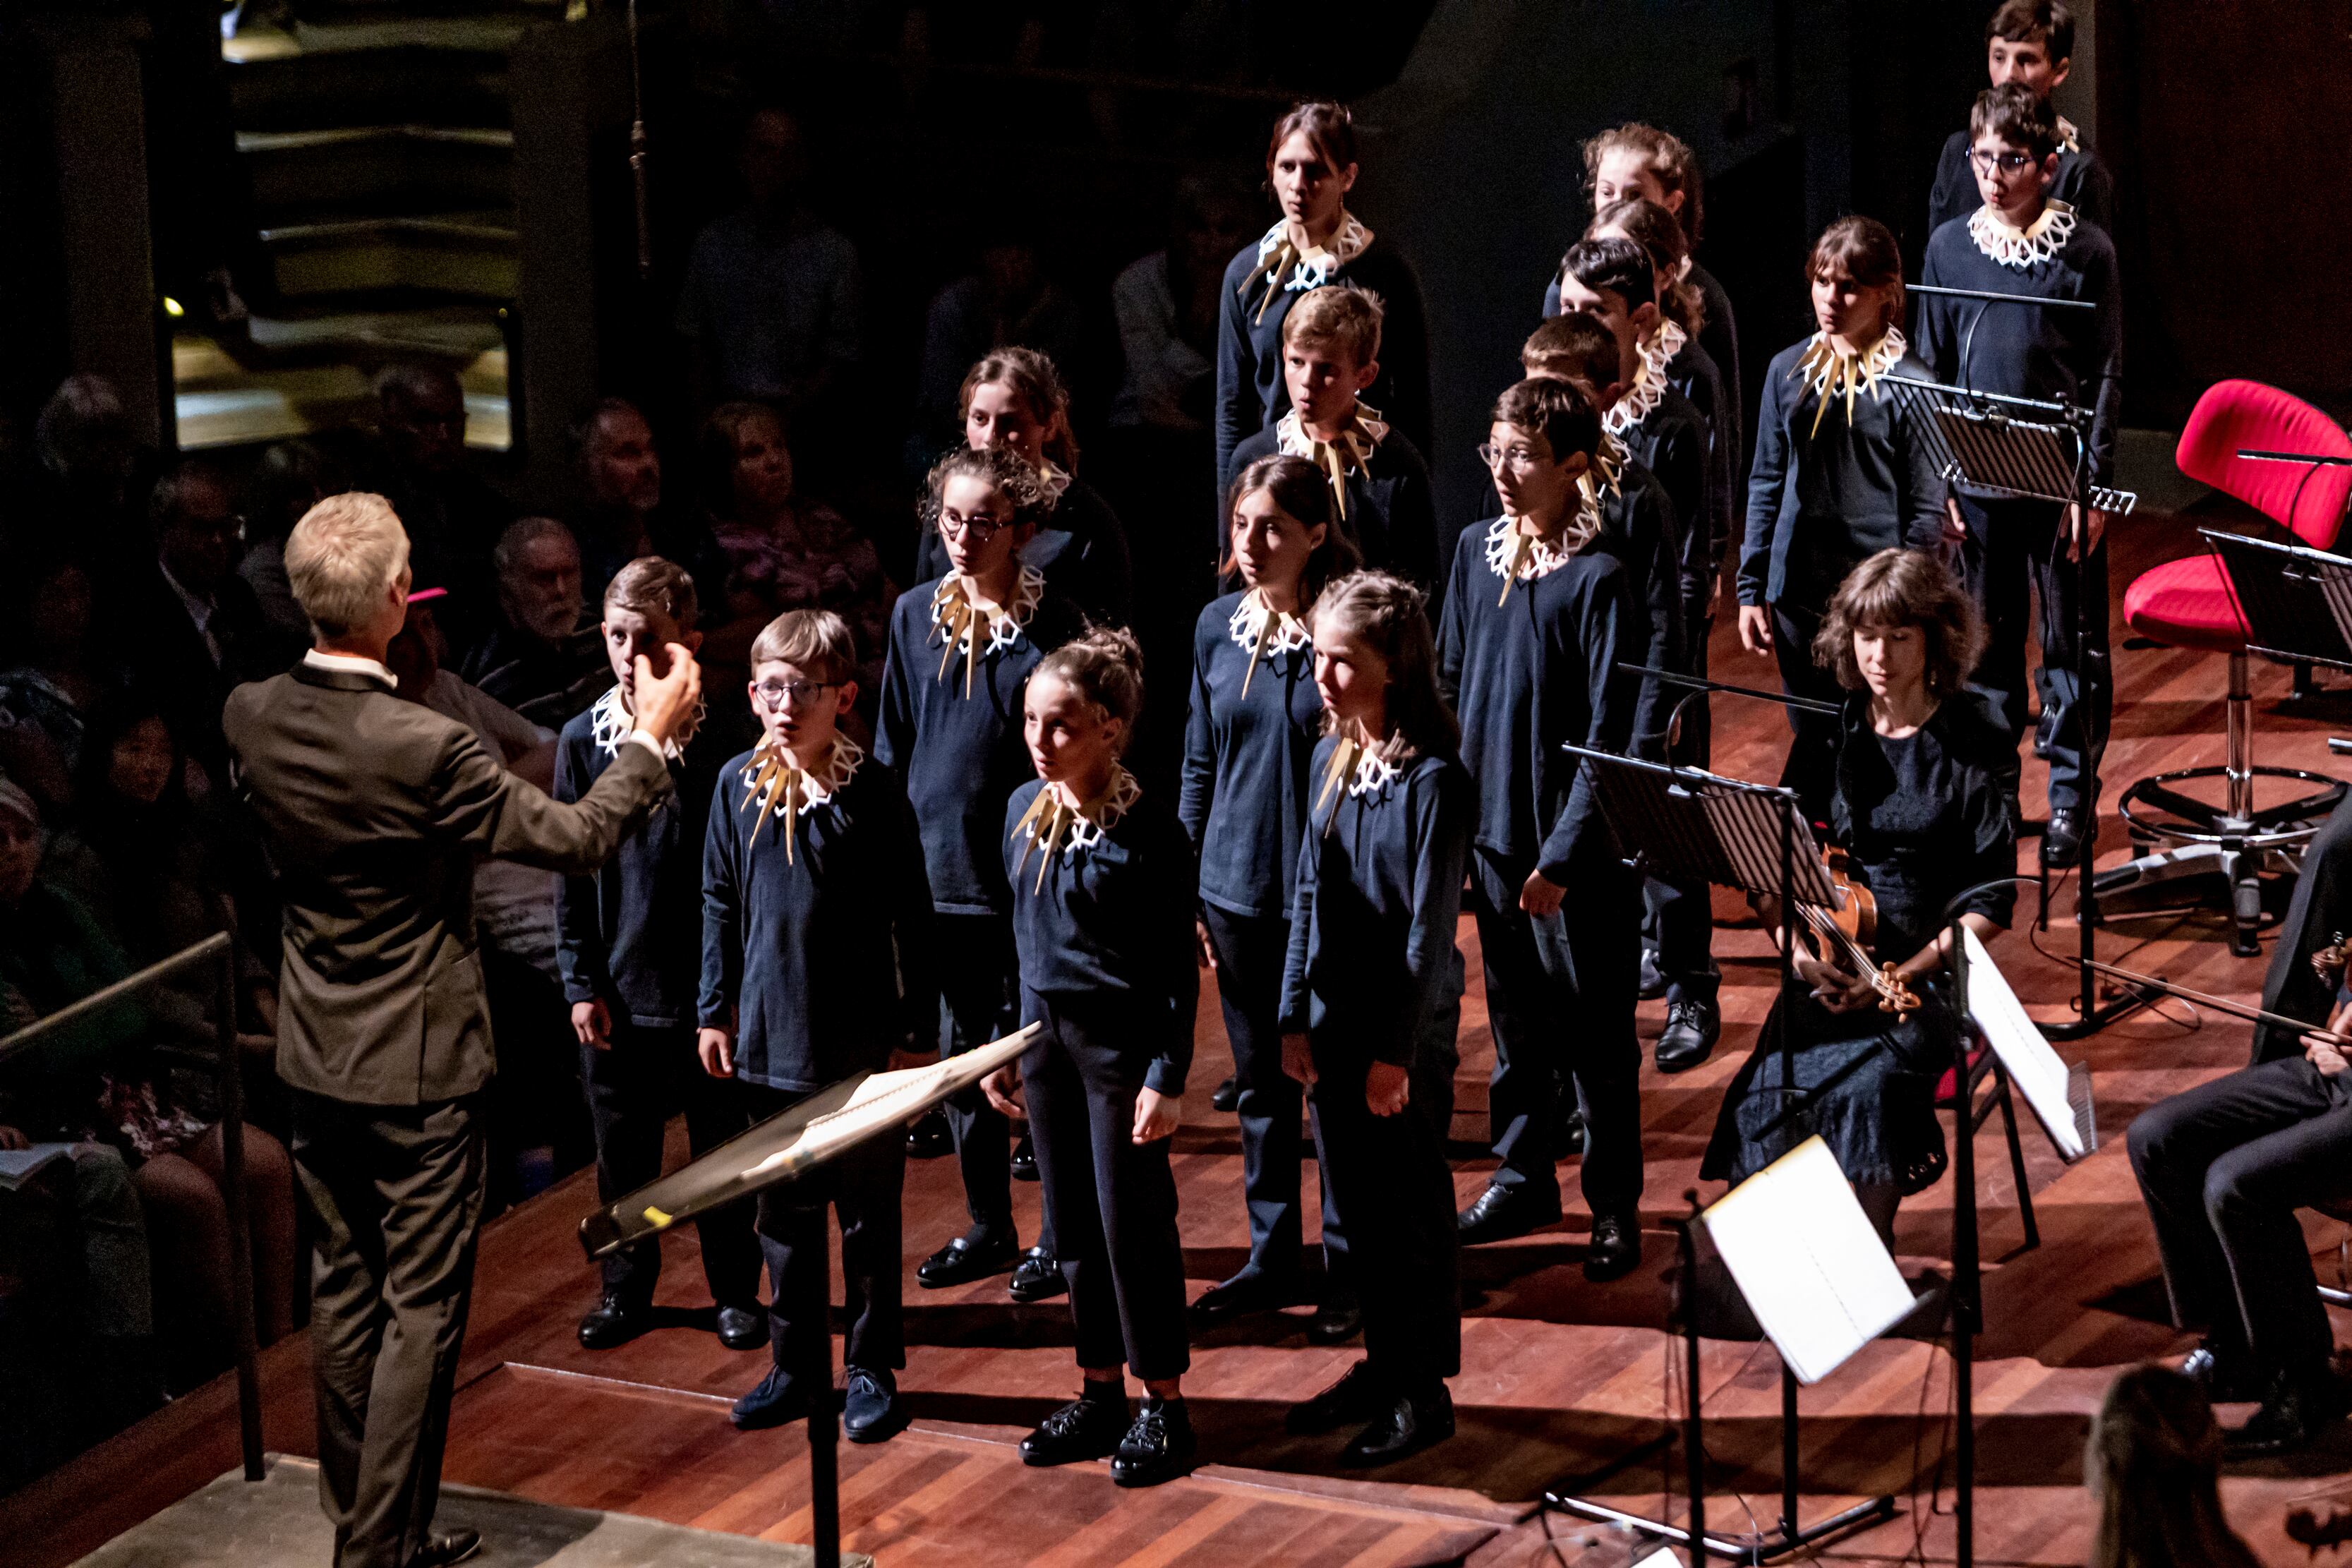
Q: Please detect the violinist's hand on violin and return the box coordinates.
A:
[2303,1034,2349,1078]
[1795,953,1878,1013]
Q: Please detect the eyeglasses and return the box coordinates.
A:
[1477,442,1545,475]
[1967,148,2039,175]
[937,513,1003,543]
[754,679,838,708]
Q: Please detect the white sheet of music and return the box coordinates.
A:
[1701,1135,1914,1384]
[1963,927,2093,1160]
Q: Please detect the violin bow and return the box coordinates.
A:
[2080,958,2350,1045]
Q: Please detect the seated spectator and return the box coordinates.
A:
[567,397,728,610]
[699,402,894,700]
[1109,176,1256,439]
[237,440,337,644]
[912,227,1088,467]
[118,459,303,789]
[675,106,862,428]
[0,556,122,814]
[0,776,295,1392]
[459,518,610,732]
[2085,1364,2260,1568]
[362,363,514,646]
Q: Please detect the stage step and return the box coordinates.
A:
[239,124,514,219]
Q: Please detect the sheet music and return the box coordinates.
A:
[742,1029,1036,1182]
[1697,788,1839,907]
[1962,929,2094,1160]
[1700,1136,1914,1385]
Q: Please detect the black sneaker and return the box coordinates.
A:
[577,1292,651,1350]
[1020,1388,1130,1466]
[1457,1181,1561,1245]
[1339,1383,1454,1467]
[843,1365,908,1444]
[1285,1358,1387,1434]
[1210,1075,1241,1113]
[1011,1133,1039,1181]
[917,1231,1018,1288]
[1584,1212,1642,1282]
[730,1365,815,1430]
[1008,1245,1066,1302]
[905,1107,952,1159]
[1110,1396,1195,1488]
[1655,996,1720,1073]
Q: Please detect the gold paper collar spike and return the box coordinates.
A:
[1230,591,1310,699]
[930,567,1044,699]
[1277,402,1389,521]
[738,737,864,866]
[1008,769,1142,891]
[1243,212,1375,322]
[1791,326,1907,438]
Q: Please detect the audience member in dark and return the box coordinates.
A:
[30,375,156,571]
[914,231,1090,464]
[700,401,895,701]
[237,440,337,644]
[119,459,301,788]
[364,362,514,644]
[1110,176,1258,442]
[460,518,611,732]
[0,557,122,814]
[0,778,297,1392]
[568,398,732,616]
[676,107,864,426]
[912,349,1133,627]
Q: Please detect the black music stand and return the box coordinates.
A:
[1540,747,1898,1565]
[1882,346,2153,1040]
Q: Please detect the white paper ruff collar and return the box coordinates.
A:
[1276,401,1388,521]
[1969,200,2076,270]
[2056,114,2081,155]
[1008,768,1142,888]
[1580,429,1629,505]
[1247,212,1375,322]
[1037,462,1073,505]
[735,736,864,862]
[590,684,702,761]
[1605,318,1687,438]
[930,565,1045,696]
[1484,493,1600,606]
[1791,327,1907,438]
[1228,590,1312,698]
[1314,729,1409,824]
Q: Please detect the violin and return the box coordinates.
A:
[1795,848,1922,1015]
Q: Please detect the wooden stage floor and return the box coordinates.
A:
[16,502,2352,1567]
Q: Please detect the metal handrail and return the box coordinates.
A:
[0,928,264,1481]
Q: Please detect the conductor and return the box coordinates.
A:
[224,493,704,1568]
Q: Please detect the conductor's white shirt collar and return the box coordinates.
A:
[303,649,399,689]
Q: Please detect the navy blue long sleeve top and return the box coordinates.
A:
[1619,387,1715,600]
[1929,127,2113,235]
[1003,778,1200,1094]
[1917,209,2123,488]
[1177,592,1324,921]
[553,692,754,1030]
[1437,521,1638,879]
[697,744,936,1091]
[912,476,1134,627]
[1739,337,1948,609]
[1214,231,1430,493]
[875,572,1082,915]
[1228,424,1442,593]
[1279,743,1469,1068]
[1592,459,1687,759]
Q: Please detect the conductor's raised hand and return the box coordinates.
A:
[696,1025,734,1078]
[1737,604,1773,657]
[983,1063,1027,1121]
[1133,1087,1179,1144]
[631,644,704,748]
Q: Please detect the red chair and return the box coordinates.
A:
[2104,380,2349,953]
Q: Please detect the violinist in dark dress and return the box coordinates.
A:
[1703,550,2015,1241]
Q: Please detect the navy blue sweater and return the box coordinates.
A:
[1279,744,1469,1068]
[1004,778,1200,1094]
[1917,208,2123,488]
[1929,128,2113,234]
[876,574,1082,915]
[1620,386,1714,601]
[1177,592,1325,921]
[912,476,1134,627]
[1437,521,1638,878]
[1228,423,1442,593]
[1593,459,1686,759]
[1215,233,1430,492]
[553,693,755,1030]
[698,745,936,1091]
[1739,337,1947,608]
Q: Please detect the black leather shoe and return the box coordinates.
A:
[1210,1075,1241,1113]
[1457,1181,1561,1245]
[1584,1211,1642,1282]
[1550,1106,1586,1159]
[577,1293,651,1350]
[1340,1383,1454,1467]
[1656,996,1720,1073]
[1020,1388,1130,1466]
[1111,1397,1195,1488]
[1008,1245,1066,1302]
[905,1106,952,1159]
[1011,1132,1039,1181]
[1308,1293,1363,1344]
[1191,1269,1293,1326]
[2182,1339,2264,1404]
[730,1365,814,1430]
[843,1365,908,1444]
[404,1526,481,1568]
[1286,1358,1388,1434]
[1638,945,1667,1000]
[715,1304,765,1351]
[2224,1369,2348,1458]
[2042,807,2087,868]
[917,1231,1018,1288]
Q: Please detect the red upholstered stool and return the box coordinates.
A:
[2099,380,2348,953]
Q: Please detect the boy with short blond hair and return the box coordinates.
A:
[1227,283,1439,593]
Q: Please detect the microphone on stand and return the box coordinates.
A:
[627,0,651,281]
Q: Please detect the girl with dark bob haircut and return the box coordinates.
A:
[1812,545,1986,696]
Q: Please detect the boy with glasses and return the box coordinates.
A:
[1917,81,2122,864]
[557,557,766,1353]
[1927,0,2113,234]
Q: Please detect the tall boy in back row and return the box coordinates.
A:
[1917,82,2121,863]
[1926,0,2111,234]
